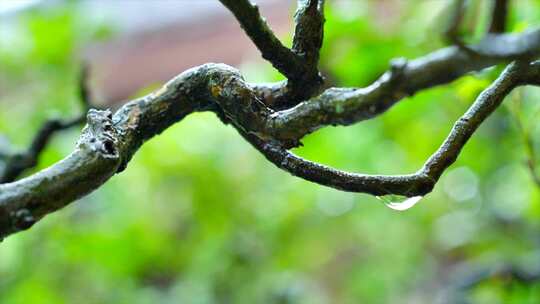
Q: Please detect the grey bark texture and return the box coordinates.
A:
[1,1,539,239]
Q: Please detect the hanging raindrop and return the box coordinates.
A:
[376,195,424,211]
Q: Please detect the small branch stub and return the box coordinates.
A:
[79,109,119,158]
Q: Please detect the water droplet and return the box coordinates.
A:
[376,195,423,211]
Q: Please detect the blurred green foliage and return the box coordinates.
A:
[1,0,540,303]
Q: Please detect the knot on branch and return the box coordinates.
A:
[389,57,408,84]
[78,109,119,158]
[205,64,277,137]
[10,208,36,231]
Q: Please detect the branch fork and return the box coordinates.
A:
[1,1,540,239]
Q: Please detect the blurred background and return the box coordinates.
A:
[1,0,540,303]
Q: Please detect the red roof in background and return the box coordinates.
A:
[87,0,292,105]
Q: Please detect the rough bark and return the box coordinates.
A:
[1,1,539,239]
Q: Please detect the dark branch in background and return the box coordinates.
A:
[0,64,93,183]
[444,0,537,60]
[445,0,467,49]
[488,0,509,34]
[444,0,492,57]
[220,0,325,108]
[448,260,540,303]
[1,1,540,239]
[509,91,540,187]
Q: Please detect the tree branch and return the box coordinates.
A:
[220,0,325,108]
[268,29,540,142]
[1,58,539,239]
[248,61,540,196]
[0,64,264,239]
[292,0,325,69]
[471,29,540,59]
[445,0,538,62]
[218,0,305,82]
[0,16,539,238]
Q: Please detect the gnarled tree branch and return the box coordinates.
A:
[0,64,264,238]
[1,2,540,239]
[249,61,540,196]
[267,29,540,142]
[1,58,539,239]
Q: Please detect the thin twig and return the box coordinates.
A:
[0,64,93,183]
